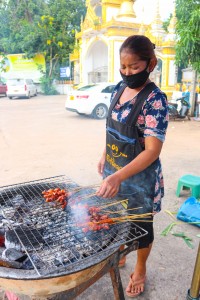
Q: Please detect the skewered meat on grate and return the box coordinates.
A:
[0,235,4,247]
[42,188,68,209]
[72,205,110,232]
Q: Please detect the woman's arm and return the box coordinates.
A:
[118,136,162,181]
[97,147,106,176]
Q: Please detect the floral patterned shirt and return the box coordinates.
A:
[110,81,169,212]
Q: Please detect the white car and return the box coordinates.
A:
[6,78,37,99]
[65,82,117,119]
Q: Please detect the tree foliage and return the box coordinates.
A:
[162,14,172,33]
[0,0,86,92]
[175,0,200,73]
[0,0,46,53]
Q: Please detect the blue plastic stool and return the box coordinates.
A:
[176,174,200,198]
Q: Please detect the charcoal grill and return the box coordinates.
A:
[0,175,147,299]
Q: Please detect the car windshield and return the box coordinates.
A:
[78,84,96,91]
[85,84,115,93]
[7,79,24,86]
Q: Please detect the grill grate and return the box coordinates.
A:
[0,175,147,277]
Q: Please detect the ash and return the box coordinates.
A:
[0,190,124,274]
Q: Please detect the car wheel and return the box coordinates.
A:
[8,97,12,99]
[92,104,108,119]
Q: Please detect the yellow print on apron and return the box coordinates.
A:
[107,143,128,158]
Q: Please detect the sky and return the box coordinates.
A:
[134,0,175,23]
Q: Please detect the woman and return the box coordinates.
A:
[96,35,168,298]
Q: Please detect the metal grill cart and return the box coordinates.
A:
[187,242,200,300]
[0,175,147,300]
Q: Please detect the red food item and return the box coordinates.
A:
[101,224,110,230]
[100,214,108,220]
[62,201,67,209]
[72,204,111,232]
[42,188,68,210]
[0,235,5,247]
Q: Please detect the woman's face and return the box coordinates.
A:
[120,50,148,76]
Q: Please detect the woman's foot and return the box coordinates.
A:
[126,272,146,298]
[126,244,151,297]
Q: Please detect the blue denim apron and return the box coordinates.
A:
[104,82,160,216]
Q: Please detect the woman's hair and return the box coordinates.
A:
[120,35,156,62]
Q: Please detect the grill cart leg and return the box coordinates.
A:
[110,266,125,300]
[109,241,138,300]
[187,242,200,300]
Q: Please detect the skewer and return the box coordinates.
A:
[77,192,98,200]
[101,207,143,214]
[106,213,153,221]
[77,213,153,227]
[74,218,153,230]
[99,218,154,223]
[105,219,154,224]
[71,184,100,193]
[99,199,129,209]
[70,193,128,204]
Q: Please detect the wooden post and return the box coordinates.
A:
[187,242,200,299]
[110,266,125,300]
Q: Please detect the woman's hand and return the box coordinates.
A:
[96,173,121,198]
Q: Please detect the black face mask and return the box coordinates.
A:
[120,63,150,89]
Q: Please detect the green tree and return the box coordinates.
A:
[175,0,200,115]
[175,0,200,72]
[0,0,86,94]
[162,13,172,33]
[0,0,46,53]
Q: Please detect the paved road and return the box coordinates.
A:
[0,95,199,300]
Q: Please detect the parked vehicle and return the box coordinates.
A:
[65,82,117,119]
[168,97,191,120]
[0,80,6,96]
[6,78,37,99]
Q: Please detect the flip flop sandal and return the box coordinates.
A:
[126,273,146,298]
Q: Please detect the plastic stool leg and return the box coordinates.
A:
[176,182,183,197]
[191,186,200,198]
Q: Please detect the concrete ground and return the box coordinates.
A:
[0,95,199,300]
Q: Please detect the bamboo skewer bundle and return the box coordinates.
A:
[99,199,129,209]
[77,212,153,228]
[68,187,153,228]
[69,188,129,205]
[101,207,143,215]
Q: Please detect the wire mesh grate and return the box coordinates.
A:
[0,175,147,277]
